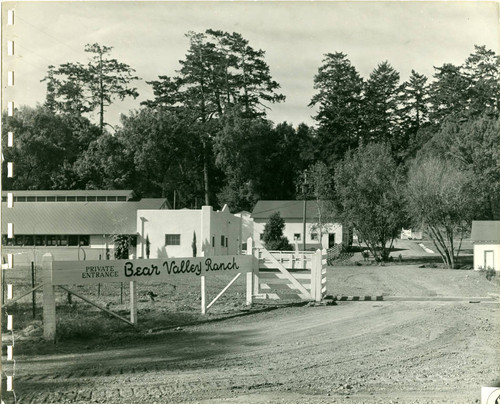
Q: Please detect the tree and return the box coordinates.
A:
[1,105,99,190]
[406,156,477,268]
[302,162,336,247]
[309,52,364,165]
[395,70,430,161]
[192,232,197,257]
[419,113,500,220]
[42,43,140,133]
[334,143,406,261]
[462,45,500,116]
[114,235,133,259]
[116,109,206,205]
[144,30,284,204]
[145,235,151,259]
[262,212,293,251]
[428,63,469,124]
[362,61,401,144]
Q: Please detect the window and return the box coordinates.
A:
[221,235,225,246]
[259,233,264,240]
[58,235,68,246]
[56,196,66,202]
[212,236,215,247]
[311,233,318,241]
[79,235,90,246]
[24,235,34,246]
[165,234,181,246]
[294,233,301,241]
[225,237,228,248]
[27,196,36,202]
[16,196,26,202]
[66,196,76,201]
[106,196,117,202]
[35,235,45,246]
[68,235,79,246]
[36,196,46,202]
[47,196,56,202]
[1,197,6,202]
[77,196,85,202]
[117,196,127,201]
[86,196,96,202]
[46,235,57,246]
[97,196,106,201]
[15,235,24,246]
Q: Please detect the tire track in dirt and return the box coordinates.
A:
[9,302,500,404]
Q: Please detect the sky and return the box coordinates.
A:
[2,1,499,129]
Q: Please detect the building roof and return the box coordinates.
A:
[2,190,135,198]
[1,199,167,235]
[251,200,324,220]
[471,221,500,242]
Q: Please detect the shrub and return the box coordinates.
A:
[478,266,497,281]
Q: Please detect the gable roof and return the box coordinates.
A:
[471,221,500,242]
[1,199,167,235]
[251,200,323,220]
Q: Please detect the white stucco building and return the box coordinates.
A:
[137,205,242,258]
[471,220,500,271]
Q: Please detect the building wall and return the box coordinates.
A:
[474,243,500,271]
[137,209,202,258]
[207,205,242,256]
[253,218,343,250]
[137,206,242,258]
[2,237,119,268]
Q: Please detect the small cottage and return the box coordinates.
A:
[471,221,500,272]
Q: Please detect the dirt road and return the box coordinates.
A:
[9,299,500,404]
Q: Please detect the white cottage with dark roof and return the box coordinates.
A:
[251,200,347,250]
[471,221,500,272]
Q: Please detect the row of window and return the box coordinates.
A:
[2,235,90,247]
[165,234,229,248]
[1,196,128,202]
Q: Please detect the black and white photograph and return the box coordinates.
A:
[1,1,499,403]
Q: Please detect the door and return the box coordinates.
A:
[328,233,336,248]
[484,250,494,270]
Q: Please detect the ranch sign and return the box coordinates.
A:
[50,255,253,285]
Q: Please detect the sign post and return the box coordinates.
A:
[130,281,137,324]
[42,253,56,342]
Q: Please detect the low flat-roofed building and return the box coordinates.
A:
[1,190,167,266]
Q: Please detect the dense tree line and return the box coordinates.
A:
[2,34,498,267]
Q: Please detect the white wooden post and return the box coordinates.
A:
[130,281,137,324]
[310,252,317,302]
[249,237,260,297]
[201,275,206,314]
[313,249,323,302]
[42,253,56,342]
[246,237,254,306]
